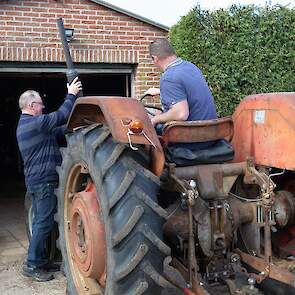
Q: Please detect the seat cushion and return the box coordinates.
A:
[166,139,234,167]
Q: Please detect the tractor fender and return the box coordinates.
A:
[66,96,165,176]
[232,92,295,170]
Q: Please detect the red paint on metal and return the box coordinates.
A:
[70,182,106,286]
[232,92,295,169]
[67,96,165,176]
[183,288,197,295]
[162,116,233,146]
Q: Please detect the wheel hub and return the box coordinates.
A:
[70,182,106,285]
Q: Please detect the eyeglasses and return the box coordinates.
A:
[32,101,45,107]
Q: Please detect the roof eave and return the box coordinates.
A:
[89,0,170,31]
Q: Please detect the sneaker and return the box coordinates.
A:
[21,264,54,282]
[41,262,61,272]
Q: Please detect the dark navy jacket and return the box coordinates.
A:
[16,94,76,188]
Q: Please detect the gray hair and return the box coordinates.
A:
[19,90,40,110]
[149,38,176,58]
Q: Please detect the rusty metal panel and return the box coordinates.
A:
[68,96,159,146]
[67,96,165,176]
[232,92,295,170]
[237,249,295,287]
[161,116,233,146]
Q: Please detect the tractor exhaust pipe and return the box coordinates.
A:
[57,18,83,97]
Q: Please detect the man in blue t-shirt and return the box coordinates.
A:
[144,38,217,150]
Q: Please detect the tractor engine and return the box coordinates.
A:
[164,186,295,257]
[161,93,295,293]
[163,167,295,290]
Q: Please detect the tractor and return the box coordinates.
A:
[56,91,295,295]
[53,19,295,295]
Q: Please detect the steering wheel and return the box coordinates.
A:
[139,93,163,116]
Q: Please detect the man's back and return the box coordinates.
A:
[16,92,77,187]
[160,59,217,122]
[17,114,62,187]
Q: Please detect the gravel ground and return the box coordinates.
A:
[0,260,66,295]
[0,182,184,295]
[0,258,186,295]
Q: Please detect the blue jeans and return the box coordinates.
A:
[26,182,57,267]
[155,123,164,135]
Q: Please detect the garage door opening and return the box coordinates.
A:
[0,68,133,199]
[0,60,135,266]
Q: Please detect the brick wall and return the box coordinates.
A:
[0,0,168,103]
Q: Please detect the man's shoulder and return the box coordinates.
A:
[180,60,201,72]
[162,64,183,82]
[164,60,199,76]
[18,114,35,125]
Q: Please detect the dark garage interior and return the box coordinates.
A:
[0,63,133,205]
[0,65,131,185]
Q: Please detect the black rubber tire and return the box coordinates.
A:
[24,191,59,262]
[56,125,172,295]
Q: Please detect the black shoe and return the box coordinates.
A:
[22,264,54,282]
[60,262,66,277]
[40,262,61,272]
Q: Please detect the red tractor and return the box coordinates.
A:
[56,92,295,295]
[55,18,295,295]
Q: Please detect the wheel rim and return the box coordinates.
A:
[64,164,106,294]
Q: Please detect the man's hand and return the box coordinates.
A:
[67,77,83,96]
[144,87,160,96]
[151,115,160,126]
[150,100,189,126]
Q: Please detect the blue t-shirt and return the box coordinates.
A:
[160,58,217,149]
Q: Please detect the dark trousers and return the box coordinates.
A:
[26,182,57,267]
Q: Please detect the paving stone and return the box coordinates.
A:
[0,241,23,251]
[0,230,12,237]
[0,246,27,256]
[18,240,29,250]
[0,235,15,243]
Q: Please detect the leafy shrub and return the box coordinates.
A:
[169,5,295,115]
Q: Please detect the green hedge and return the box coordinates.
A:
[169,5,295,116]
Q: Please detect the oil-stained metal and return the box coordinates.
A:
[237,249,295,287]
[174,162,247,200]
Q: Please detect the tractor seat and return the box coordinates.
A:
[161,116,234,167]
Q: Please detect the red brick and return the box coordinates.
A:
[14,17,31,22]
[0,0,167,96]
[81,10,96,15]
[23,12,36,17]
[15,26,32,32]
[5,11,22,16]
[0,16,11,21]
[32,18,48,22]
[48,8,65,13]
[7,42,25,47]
[15,7,31,12]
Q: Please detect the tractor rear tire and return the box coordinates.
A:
[56,124,172,295]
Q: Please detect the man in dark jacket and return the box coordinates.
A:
[16,77,82,281]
